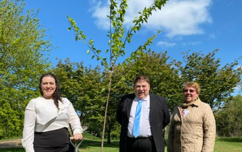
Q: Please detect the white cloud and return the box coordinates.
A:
[90,0,212,37]
[180,41,201,46]
[89,0,110,29]
[157,41,176,48]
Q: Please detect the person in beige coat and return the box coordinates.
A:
[167,82,216,152]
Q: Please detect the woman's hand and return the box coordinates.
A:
[73,133,83,140]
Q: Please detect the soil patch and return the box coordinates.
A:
[0,139,22,148]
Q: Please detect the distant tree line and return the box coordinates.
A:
[53,50,242,143]
[216,94,242,137]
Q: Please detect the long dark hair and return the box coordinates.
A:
[39,73,62,109]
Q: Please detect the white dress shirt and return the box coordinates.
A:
[22,97,83,152]
[127,95,151,137]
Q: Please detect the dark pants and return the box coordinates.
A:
[127,136,157,152]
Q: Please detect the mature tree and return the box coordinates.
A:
[180,49,242,110]
[68,0,168,149]
[53,59,106,137]
[54,59,126,143]
[123,50,183,111]
[216,94,242,137]
[0,0,52,138]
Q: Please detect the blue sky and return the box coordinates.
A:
[23,0,242,92]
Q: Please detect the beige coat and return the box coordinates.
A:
[167,98,216,152]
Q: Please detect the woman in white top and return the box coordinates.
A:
[22,73,83,152]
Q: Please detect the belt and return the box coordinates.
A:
[127,136,153,140]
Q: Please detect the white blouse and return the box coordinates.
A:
[22,97,83,152]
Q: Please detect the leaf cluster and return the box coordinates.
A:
[180,49,242,109]
[0,0,52,138]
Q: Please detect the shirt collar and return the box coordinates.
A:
[135,95,149,102]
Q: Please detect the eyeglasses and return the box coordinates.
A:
[183,89,196,93]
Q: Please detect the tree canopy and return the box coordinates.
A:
[54,49,242,142]
[0,0,52,138]
[180,49,242,110]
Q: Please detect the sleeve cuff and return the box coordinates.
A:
[24,146,35,152]
[73,128,83,134]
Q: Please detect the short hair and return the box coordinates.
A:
[133,75,150,86]
[183,82,201,94]
[39,73,62,108]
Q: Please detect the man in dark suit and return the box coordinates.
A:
[117,75,170,152]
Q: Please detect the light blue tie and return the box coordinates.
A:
[133,99,143,138]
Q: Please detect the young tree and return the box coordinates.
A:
[0,0,52,138]
[67,0,168,150]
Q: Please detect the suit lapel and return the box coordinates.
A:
[127,94,135,119]
[149,94,155,116]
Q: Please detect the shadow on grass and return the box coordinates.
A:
[0,148,25,152]
[216,137,242,143]
[79,139,119,148]
[0,139,119,152]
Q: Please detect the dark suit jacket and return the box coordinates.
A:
[117,93,170,152]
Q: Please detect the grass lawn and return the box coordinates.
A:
[214,137,242,152]
[1,134,242,152]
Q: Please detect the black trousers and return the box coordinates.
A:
[34,128,74,152]
[127,136,157,152]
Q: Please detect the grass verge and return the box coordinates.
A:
[1,134,242,152]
